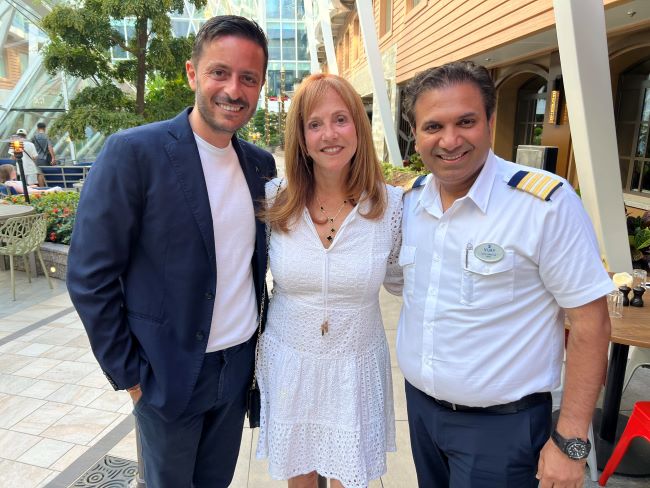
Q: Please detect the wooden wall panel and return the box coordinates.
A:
[395,0,555,82]
[345,0,627,83]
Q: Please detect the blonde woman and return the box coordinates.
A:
[256,74,402,488]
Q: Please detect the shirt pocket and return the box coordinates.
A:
[461,250,515,309]
[399,245,416,298]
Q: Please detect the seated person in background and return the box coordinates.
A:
[0,164,61,196]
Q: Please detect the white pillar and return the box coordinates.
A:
[553,0,631,272]
[317,0,338,75]
[60,71,77,161]
[356,0,401,166]
[304,0,321,74]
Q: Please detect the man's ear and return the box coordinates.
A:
[186,60,197,91]
[411,126,418,153]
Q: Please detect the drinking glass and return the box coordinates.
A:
[632,269,647,290]
[607,290,623,318]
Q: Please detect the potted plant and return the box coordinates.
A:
[627,210,650,271]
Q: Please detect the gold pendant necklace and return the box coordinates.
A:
[316,197,347,243]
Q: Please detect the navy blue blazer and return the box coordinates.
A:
[67,108,276,421]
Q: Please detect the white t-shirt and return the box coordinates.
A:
[194,134,258,352]
[9,140,38,185]
[397,151,613,407]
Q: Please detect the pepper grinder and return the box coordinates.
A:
[619,285,631,306]
[630,286,645,307]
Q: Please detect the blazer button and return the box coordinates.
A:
[196,331,204,341]
[205,292,214,300]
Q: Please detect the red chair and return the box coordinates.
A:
[598,401,650,486]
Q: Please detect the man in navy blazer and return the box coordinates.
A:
[67,16,276,487]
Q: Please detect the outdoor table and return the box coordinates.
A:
[0,204,34,223]
[567,305,650,475]
[0,204,35,273]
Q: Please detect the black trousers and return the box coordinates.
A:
[133,336,255,488]
[405,380,552,488]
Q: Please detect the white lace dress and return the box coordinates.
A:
[256,179,403,488]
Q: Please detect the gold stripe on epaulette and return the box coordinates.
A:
[507,170,563,201]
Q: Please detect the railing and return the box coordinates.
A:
[41,164,92,189]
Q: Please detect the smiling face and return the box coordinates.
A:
[412,81,494,200]
[186,35,265,148]
[303,88,358,178]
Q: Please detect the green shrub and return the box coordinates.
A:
[381,157,428,187]
[627,211,650,271]
[3,191,80,244]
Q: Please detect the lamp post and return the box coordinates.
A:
[10,137,30,204]
[279,67,286,150]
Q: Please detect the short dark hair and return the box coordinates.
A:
[403,61,496,128]
[37,122,46,130]
[192,15,268,77]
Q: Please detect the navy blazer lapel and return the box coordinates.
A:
[164,109,216,266]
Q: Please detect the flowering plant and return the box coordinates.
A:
[3,192,80,244]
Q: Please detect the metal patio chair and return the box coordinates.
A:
[0,213,53,300]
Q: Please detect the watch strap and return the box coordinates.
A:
[551,429,591,460]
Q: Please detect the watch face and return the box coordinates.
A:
[566,440,589,459]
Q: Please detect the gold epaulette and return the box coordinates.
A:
[403,174,427,193]
[507,170,563,201]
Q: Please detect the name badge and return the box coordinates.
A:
[474,243,505,263]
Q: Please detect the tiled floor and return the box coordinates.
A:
[1,251,649,487]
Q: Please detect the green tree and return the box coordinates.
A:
[239,108,280,147]
[40,0,205,139]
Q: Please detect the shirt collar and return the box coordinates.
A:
[417,150,497,216]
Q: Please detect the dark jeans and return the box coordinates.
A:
[133,337,255,488]
[405,380,552,488]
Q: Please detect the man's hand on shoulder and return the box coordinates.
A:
[536,439,585,488]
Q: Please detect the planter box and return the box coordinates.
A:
[40,242,69,280]
[12,242,69,280]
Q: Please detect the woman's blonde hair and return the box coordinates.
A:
[0,164,15,183]
[265,73,386,232]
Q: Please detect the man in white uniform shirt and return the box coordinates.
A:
[398,61,612,488]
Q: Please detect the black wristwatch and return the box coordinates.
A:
[551,429,591,460]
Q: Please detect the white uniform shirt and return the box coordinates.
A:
[397,151,613,407]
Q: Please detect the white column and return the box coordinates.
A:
[317,0,338,75]
[553,0,631,272]
[356,0,401,166]
[60,71,77,161]
[304,0,321,74]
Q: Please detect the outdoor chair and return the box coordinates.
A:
[598,401,650,486]
[0,213,53,300]
[622,347,650,393]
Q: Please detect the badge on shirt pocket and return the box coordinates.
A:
[460,247,515,309]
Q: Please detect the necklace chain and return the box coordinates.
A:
[316,197,347,244]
